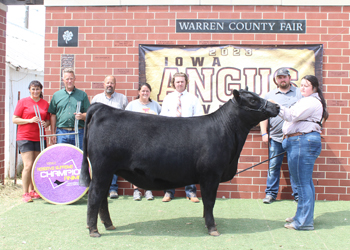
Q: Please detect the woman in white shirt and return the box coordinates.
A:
[126,83,161,201]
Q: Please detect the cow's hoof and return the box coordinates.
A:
[102,221,116,230]
[89,230,101,237]
[105,225,116,230]
[209,230,220,236]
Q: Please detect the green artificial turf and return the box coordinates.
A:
[0,192,349,250]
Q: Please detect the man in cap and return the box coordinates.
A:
[260,68,302,204]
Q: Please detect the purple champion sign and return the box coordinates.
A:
[32,144,88,205]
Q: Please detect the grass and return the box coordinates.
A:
[0,182,349,250]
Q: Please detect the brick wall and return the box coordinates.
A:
[45,5,350,201]
[0,8,5,184]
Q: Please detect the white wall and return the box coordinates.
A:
[5,6,45,179]
[5,65,44,178]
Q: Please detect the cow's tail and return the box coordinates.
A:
[79,105,94,187]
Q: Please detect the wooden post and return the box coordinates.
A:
[14,91,20,185]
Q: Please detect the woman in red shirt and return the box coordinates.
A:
[13,81,50,202]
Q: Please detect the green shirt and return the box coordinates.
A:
[48,87,90,128]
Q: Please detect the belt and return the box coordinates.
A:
[59,127,83,131]
[283,132,303,140]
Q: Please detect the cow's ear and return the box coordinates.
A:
[233,89,240,102]
[245,86,249,91]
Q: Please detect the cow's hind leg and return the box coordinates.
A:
[87,187,102,237]
[87,172,114,237]
[99,188,116,231]
[200,180,220,236]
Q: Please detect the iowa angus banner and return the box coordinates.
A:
[139,44,323,114]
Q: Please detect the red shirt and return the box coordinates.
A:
[14,97,50,141]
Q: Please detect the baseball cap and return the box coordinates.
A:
[276,68,290,76]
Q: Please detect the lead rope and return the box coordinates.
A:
[236,151,286,175]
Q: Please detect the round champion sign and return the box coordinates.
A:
[32,143,88,205]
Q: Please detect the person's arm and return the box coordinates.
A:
[156,102,161,115]
[193,97,204,116]
[50,114,57,144]
[12,115,40,125]
[43,119,50,128]
[123,96,129,110]
[279,97,317,122]
[260,119,269,144]
[160,96,170,116]
[125,102,132,111]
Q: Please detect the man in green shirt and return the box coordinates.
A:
[48,68,90,150]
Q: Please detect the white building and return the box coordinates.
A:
[5,6,45,178]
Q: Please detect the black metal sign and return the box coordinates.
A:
[176,19,306,33]
[58,27,78,47]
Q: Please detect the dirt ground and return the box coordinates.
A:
[0,179,23,211]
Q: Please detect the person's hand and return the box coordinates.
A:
[30,116,40,123]
[262,134,269,144]
[74,112,83,120]
[41,120,48,128]
[51,136,57,144]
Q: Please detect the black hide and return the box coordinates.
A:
[79,89,279,237]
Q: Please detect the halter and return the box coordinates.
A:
[231,97,268,113]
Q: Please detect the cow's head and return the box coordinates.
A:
[232,89,279,126]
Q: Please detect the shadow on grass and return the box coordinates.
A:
[95,216,284,237]
[92,209,350,237]
[315,210,350,230]
[62,197,350,237]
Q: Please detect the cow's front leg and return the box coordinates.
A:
[99,189,115,231]
[200,180,220,236]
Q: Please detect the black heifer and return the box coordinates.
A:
[79,89,279,237]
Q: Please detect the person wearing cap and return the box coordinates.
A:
[260,68,302,204]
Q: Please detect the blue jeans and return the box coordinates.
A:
[56,128,84,150]
[282,132,321,230]
[109,174,118,193]
[165,185,197,199]
[266,139,298,200]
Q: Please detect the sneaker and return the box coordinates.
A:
[109,190,119,199]
[162,192,172,202]
[29,190,40,199]
[145,190,154,200]
[133,189,141,201]
[22,193,33,203]
[263,195,275,204]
